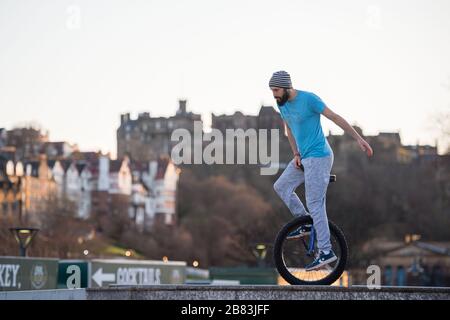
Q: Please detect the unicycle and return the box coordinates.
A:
[273,165,348,285]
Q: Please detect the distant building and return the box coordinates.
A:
[53,154,133,220]
[30,151,180,228]
[47,158,91,219]
[211,111,258,132]
[130,155,180,229]
[361,238,450,286]
[22,155,57,223]
[40,141,79,159]
[211,105,284,133]
[257,106,285,132]
[211,105,292,165]
[0,128,7,148]
[118,101,444,171]
[5,127,49,160]
[0,156,22,220]
[79,155,133,226]
[2,127,78,162]
[117,100,202,162]
[327,126,440,173]
[0,154,56,225]
[403,143,439,164]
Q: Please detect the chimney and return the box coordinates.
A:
[98,156,110,191]
[121,113,131,125]
[149,160,158,181]
[178,100,187,115]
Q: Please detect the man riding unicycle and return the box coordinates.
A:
[270,70,374,271]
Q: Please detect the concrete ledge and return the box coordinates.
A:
[0,289,86,300]
[87,285,450,300]
[1,285,449,300]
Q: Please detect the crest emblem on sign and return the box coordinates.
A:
[30,264,48,289]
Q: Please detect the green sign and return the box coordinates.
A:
[57,260,90,289]
[1,257,187,290]
[0,256,59,291]
[90,259,187,287]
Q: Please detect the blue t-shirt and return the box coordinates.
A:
[277,90,332,159]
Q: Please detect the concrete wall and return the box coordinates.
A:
[2,285,449,300]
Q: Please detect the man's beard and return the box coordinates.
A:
[275,89,289,107]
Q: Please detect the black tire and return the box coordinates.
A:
[274,215,348,285]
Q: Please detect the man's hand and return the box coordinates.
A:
[358,138,374,157]
[294,154,302,169]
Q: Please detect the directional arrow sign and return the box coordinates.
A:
[90,260,186,287]
[92,268,115,287]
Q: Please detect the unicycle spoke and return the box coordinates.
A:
[323,264,333,272]
[300,238,309,251]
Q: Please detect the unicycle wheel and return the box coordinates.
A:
[273,215,348,285]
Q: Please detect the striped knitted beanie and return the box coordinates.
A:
[269,70,292,89]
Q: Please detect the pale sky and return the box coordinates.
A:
[1,0,449,158]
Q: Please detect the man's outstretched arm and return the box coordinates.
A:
[322,106,374,157]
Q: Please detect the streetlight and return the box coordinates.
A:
[9,227,39,257]
[252,244,267,267]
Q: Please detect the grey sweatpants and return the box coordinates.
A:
[274,153,334,252]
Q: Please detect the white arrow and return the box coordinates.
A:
[92,268,116,287]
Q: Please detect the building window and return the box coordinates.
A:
[396,266,406,286]
[420,266,431,286]
[2,202,8,213]
[155,121,161,129]
[431,265,444,286]
[6,161,14,176]
[384,266,393,286]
